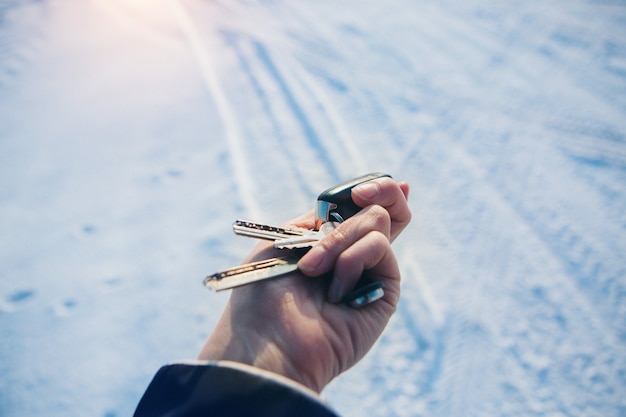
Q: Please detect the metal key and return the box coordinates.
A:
[273,221,337,249]
[232,219,337,249]
[204,255,300,291]
[203,255,384,309]
[233,219,312,241]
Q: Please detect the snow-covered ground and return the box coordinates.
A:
[1,0,625,416]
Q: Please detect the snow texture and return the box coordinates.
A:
[1,0,625,416]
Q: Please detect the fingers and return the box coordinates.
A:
[244,176,410,304]
[351,177,411,242]
[330,231,400,305]
[286,177,410,244]
[298,205,391,275]
[284,209,315,230]
[298,205,400,303]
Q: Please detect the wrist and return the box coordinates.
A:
[197,302,324,392]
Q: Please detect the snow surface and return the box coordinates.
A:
[1,0,625,416]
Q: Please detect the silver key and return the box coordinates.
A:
[233,219,333,250]
[233,219,311,241]
[273,221,338,249]
[204,255,300,291]
[203,254,384,309]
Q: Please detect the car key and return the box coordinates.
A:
[315,172,391,229]
[278,172,393,248]
[232,173,392,249]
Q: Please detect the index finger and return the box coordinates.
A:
[351,177,411,242]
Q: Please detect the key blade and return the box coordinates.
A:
[204,255,300,291]
[274,237,319,249]
[233,219,307,241]
[274,221,336,249]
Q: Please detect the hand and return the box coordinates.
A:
[198,178,411,393]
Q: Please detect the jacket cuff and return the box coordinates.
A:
[134,360,339,417]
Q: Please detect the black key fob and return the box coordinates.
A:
[315,172,391,229]
[343,281,385,309]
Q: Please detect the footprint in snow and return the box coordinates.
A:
[53,298,78,317]
[0,289,36,312]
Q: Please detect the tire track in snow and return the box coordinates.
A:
[453,133,621,345]
[172,0,369,217]
[245,2,368,179]
[284,58,368,176]
[392,4,624,348]
[404,161,512,416]
[0,2,44,90]
[398,133,626,415]
[389,253,447,398]
[250,40,343,182]
[256,6,369,177]
[218,28,367,197]
[548,118,626,172]
[217,30,317,203]
[447,122,626,343]
[225,0,366,182]
[427,0,626,343]
[433,204,514,417]
[382,0,626,347]
[168,0,262,219]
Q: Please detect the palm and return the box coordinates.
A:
[229,246,399,392]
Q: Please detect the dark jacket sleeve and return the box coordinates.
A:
[134,361,340,417]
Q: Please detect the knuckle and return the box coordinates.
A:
[367,230,391,249]
[328,225,350,248]
[376,176,395,188]
[403,205,413,223]
[365,205,392,235]
[317,224,349,255]
[378,177,400,198]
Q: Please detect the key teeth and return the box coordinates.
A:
[273,221,336,249]
[233,219,310,241]
[203,256,301,292]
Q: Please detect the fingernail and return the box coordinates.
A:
[298,245,326,273]
[328,278,342,304]
[353,182,380,200]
